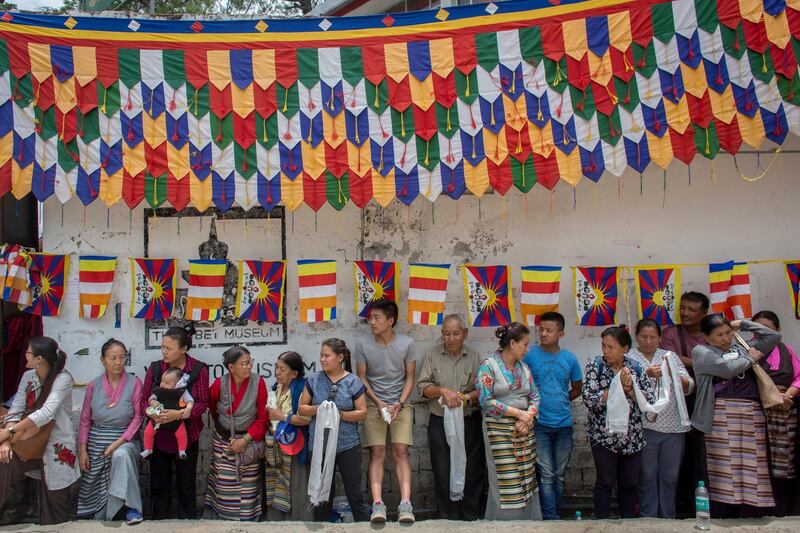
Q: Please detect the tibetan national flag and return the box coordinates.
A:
[185,259,227,321]
[462,265,514,327]
[22,253,69,316]
[407,263,450,325]
[2,248,31,306]
[130,258,176,320]
[297,259,336,323]
[519,266,561,326]
[79,256,117,318]
[635,266,681,326]
[574,267,619,326]
[709,261,752,320]
[354,260,398,318]
[236,260,286,323]
[785,261,800,320]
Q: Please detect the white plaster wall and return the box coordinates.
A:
[43,139,800,386]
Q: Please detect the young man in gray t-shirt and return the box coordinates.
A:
[353,300,417,523]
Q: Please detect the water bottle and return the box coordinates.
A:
[575,510,582,521]
[695,481,710,530]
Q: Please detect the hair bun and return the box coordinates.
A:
[184,322,197,337]
[619,324,628,331]
[495,325,509,340]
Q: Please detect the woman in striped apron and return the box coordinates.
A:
[205,346,268,520]
[475,322,541,520]
[691,315,781,518]
[77,338,144,525]
[752,310,800,516]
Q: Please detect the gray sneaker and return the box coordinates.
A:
[370,501,387,523]
[397,501,415,523]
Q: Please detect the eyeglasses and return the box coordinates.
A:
[326,383,339,402]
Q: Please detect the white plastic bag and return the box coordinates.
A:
[441,399,466,501]
[606,369,671,434]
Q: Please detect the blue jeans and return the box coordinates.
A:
[535,423,573,520]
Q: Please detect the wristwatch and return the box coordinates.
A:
[398,400,405,409]
[6,426,15,436]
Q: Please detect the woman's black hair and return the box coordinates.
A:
[277,351,305,378]
[322,338,352,372]
[222,345,251,370]
[601,325,632,350]
[100,338,127,358]
[495,322,530,349]
[28,336,67,410]
[163,322,196,350]
[635,319,662,336]
[752,310,781,331]
[700,314,731,336]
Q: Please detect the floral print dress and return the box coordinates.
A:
[6,369,81,490]
[476,352,540,417]
[581,355,655,455]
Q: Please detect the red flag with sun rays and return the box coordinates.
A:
[354,260,398,318]
[22,253,69,316]
[462,265,515,327]
[635,266,681,326]
[574,266,618,326]
[130,258,176,320]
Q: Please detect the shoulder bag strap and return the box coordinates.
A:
[677,325,689,360]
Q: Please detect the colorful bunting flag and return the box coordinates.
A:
[709,261,752,320]
[635,266,681,326]
[519,265,561,326]
[354,260,398,319]
[3,0,800,212]
[79,255,117,318]
[185,259,227,321]
[407,263,450,325]
[130,258,176,320]
[297,259,336,323]
[2,249,32,306]
[235,260,286,323]
[462,265,514,327]
[574,267,618,326]
[785,261,800,320]
[22,253,69,316]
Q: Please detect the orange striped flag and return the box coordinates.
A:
[520,266,561,326]
[185,259,227,321]
[298,259,336,323]
[709,261,752,320]
[407,263,449,325]
[79,256,117,318]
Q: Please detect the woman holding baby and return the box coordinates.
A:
[140,324,209,519]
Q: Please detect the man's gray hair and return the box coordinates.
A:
[442,314,468,330]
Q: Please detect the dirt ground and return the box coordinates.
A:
[1,518,799,532]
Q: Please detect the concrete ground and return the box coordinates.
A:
[2,518,800,532]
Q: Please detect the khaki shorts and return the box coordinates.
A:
[363,402,414,447]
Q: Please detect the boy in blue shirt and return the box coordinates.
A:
[523,312,583,520]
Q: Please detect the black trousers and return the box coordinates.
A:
[428,412,487,520]
[0,455,73,525]
[149,440,199,519]
[313,445,371,522]
[591,443,642,519]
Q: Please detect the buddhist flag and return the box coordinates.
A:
[22,253,69,316]
[785,261,800,320]
[297,259,336,323]
[0,244,23,293]
[236,260,286,323]
[185,259,227,321]
[79,256,117,318]
[407,263,450,325]
[462,265,514,327]
[635,266,681,326]
[354,260,398,318]
[709,261,752,320]
[574,267,619,326]
[520,266,561,326]
[1,248,31,306]
[130,258,176,320]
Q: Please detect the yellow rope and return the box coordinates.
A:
[733,148,782,182]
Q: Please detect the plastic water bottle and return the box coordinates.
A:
[575,511,582,520]
[695,481,710,530]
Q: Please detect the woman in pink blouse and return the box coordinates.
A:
[77,339,144,525]
[752,311,800,516]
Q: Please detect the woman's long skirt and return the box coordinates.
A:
[76,425,142,519]
[204,435,263,521]
[705,398,775,507]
